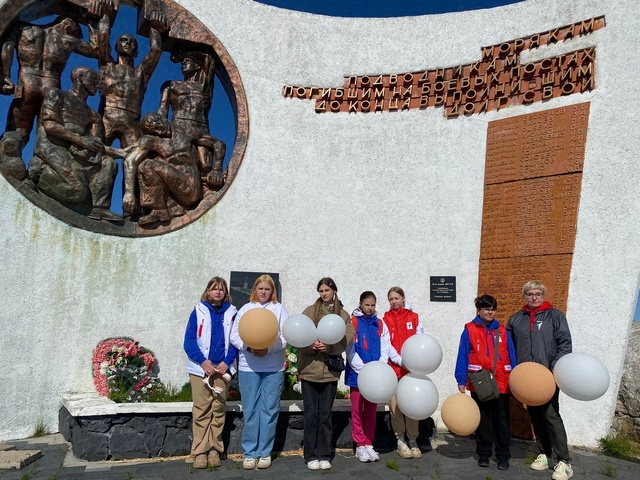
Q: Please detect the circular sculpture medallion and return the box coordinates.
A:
[0,0,248,237]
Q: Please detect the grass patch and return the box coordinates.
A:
[385,459,399,471]
[431,457,441,480]
[147,382,192,403]
[601,459,618,478]
[599,433,640,458]
[524,450,537,465]
[32,419,50,438]
[336,389,349,399]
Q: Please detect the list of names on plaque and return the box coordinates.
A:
[478,102,589,317]
[480,174,582,259]
[479,255,573,319]
[485,103,590,184]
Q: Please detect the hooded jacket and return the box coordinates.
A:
[344,308,399,388]
[184,301,238,377]
[506,306,572,370]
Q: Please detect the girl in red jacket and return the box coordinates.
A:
[383,286,424,459]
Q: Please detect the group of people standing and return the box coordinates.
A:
[184,275,575,480]
[454,281,574,480]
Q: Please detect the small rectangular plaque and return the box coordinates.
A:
[229,271,281,308]
[430,276,456,302]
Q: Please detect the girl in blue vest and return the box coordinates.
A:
[345,291,393,463]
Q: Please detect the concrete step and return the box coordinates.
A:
[0,450,42,469]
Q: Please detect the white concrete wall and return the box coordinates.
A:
[1,0,639,447]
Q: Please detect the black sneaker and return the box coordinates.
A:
[497,458,509,470]
[478,456,490,467]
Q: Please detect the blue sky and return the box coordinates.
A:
[256,0,523,17]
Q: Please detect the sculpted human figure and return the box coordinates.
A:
[158,51,225,190]
[96,2,168,148]
[0,15,99,179]
[29,66,122,222]
[123,112,204,226]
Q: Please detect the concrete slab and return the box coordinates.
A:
[0,449,42,469]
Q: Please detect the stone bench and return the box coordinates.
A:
[59,393,433,461]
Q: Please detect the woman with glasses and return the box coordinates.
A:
[183,276,238,469]
[454,294,517,471]
[507,281,574,480]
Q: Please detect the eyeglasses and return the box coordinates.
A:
[480,307,496,312]
[524,292,544,298]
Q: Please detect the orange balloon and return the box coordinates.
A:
[509,362,556,406]
[441,393,481,436]
[238,308,279,349]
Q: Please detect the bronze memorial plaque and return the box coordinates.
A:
[478,103,589,439]
[478,102,589,317]
[485,103,589,184]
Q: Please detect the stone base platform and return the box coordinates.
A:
[60,393,434,461]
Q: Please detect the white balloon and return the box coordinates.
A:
[282,313,317,348]
[553,352,610,401]
[396,374,439,420]
[357,361,398,403]
[401,334,443,375]
[317,314,347,345]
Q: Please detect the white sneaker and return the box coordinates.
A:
[408,440,422,459]
[396,439,413,459]
[551,461,574,480]
[355,446,370,463]
[307,459,320,470]
[243,457,257,469]
[530,453,549,471]
[365,445,379,462]
[319,460,332,470]
[257,456,272,469]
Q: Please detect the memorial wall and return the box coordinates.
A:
[0,0,639,448]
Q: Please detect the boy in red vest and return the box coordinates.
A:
[455,294,517,471]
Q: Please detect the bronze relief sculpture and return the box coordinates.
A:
[0,0,248,236]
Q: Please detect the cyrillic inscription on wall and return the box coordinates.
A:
[478,102,589,318]
[283,17,604,116]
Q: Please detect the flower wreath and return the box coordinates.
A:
[92,337,160,402]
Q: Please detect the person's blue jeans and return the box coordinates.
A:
[238,370,284,458]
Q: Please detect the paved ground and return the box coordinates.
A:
[0,433,638,480]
